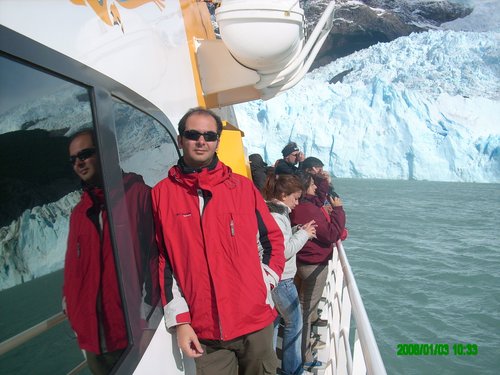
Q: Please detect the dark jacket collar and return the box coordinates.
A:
[301,193,324,207]
[178,154,219,174]
[169,154,232,191]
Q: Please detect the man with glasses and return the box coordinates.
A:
[152,107,285,375]
[275,141,305,175]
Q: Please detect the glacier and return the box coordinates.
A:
[0,191,80,290]
[234,30,500,182]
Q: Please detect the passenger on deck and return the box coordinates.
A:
[300,157,348,241]
[262,173,316,375]
[151,107,285,375]
[275,142,305,175]
[291,172,346,371]
[299,156,332,204]
[249,153,273,192]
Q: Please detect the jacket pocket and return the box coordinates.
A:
[216,213,239,256]
[216,212,255,256]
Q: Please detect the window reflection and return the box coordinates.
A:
[0,56,100,374]
[64,129,128,373]
[0,57,91,291]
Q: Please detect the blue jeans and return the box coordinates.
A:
[272,278,304,375]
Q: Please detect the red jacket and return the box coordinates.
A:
[152,160,285,341]
[290,195,346,265]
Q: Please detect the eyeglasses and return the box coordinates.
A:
[69,148,96,165]
[183,130,219,142]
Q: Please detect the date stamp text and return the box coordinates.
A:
[396,343,478,356]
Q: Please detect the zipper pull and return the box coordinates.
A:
[77,243,81,258]
[230,219,235,236]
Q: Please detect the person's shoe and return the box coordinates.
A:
[303,360,327,370]
[312,339,327,350]
[311,318,328,327]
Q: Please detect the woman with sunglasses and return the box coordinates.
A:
[262,173,316,375]
[291,171,346,370]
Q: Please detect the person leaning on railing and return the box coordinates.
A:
[299,156,348,240]
[290,170,346,370]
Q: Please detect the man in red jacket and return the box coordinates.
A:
[152,107,285,375]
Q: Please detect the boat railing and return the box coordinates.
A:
[322,240,387,375]
[0,312,87,374]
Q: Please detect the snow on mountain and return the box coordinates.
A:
[302,0,475,66]
[235,30,500,182]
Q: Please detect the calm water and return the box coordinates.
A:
[335,179,500,374]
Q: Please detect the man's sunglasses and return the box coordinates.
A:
[69,148,96,165]
[183,130,219,142]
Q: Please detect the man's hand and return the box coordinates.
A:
[297,151,305,163]
[318,170,331,182]
[176,323,204,358]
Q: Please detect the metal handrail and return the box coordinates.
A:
[336,240,387,375]
[0,312,66,355]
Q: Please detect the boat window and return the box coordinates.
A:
[107,98,178,362]
[0,54,123,374]
[113,98,179,186]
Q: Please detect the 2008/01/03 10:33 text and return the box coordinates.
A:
[396,343,478,356]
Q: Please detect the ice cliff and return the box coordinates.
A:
[235,30,500,182]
